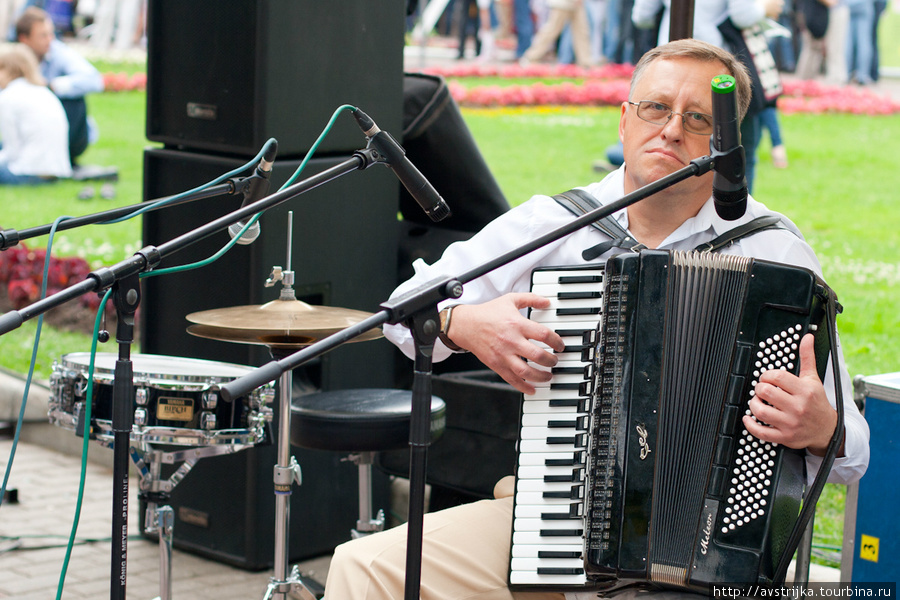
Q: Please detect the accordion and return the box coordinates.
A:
[509,249,834,593]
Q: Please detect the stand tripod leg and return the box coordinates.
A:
[153,504,174,600]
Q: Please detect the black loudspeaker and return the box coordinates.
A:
[398,73,510,232]
[145,0,405,157]
[138,147,398,568]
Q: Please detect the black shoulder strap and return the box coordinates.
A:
[553,188,793,259]
[692,215,788,253]
[552,189,645,261]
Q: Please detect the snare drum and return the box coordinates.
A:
[49,353,274,446]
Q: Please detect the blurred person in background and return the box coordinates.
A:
[844,0,875,85]
[0,42,72,184]
[521,0,595,68]
[15,6,104,168]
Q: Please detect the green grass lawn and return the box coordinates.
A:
[3,50,898,568]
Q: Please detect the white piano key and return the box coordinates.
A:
[516,451,580,466]
[512,531,584,546]
[516,479,579,493]
[515,491,576,506]
[513,503,581,518]
[519,425,581,440]
[531,269,605,285]
[516,464,582,481]
[509,571,588,586]
[520,438,583,454]
[512,517,584,532]
[530,309,602,324]
[510,557,585,572]
[522,399,587,414]
[529,387,588,401]
[531,371,586,388]
[520,413,585,428]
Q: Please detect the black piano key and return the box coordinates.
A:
[547,420,577,428]
[544,470,581,483]
[558,291,602,300]
[549,399,580,408]
[550,382,582,391]
[547,436,577,445]
[558,345,586,354]
[551,366,586,375]
[556,307,602,316]
[539,550,582,559]
[543,486,582,500]
[543,490,573,499]
[539,529,583,537]
[541,512,574,520]
[541,503,582,520]
[544,452,581,467]
[558,275,603,284]
[555,328,589,337]
[537,567,585,575]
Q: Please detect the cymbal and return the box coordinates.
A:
[186,299,383,348]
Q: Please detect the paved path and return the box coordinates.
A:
[0,437,331,600]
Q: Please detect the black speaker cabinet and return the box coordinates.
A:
[145,0,405,157]
[140,147,398,388]
[138,147,398,568]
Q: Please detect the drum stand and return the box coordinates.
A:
[127,442,259,600]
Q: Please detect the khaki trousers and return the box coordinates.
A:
[522,6,593,69]
[324,475,567,600]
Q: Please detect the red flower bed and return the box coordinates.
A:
[101,71,147,92]
[421,64,900,114]
[0,243,101,311]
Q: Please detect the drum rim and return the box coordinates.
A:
[56,352,257,382]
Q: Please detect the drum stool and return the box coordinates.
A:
[290,388,446,538]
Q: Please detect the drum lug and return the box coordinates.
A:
[200,412,217,430]
[135,387,149,406]
[134,407,148,427]
[201,390,218,410]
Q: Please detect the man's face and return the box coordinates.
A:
[19,18,54,60]
[619,57,727,196]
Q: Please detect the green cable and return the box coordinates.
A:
[143,104,357,279]
[56,288,110,600]
[0,215,73,509]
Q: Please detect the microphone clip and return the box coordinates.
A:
[229,170,269,203]
[709,139,746,186]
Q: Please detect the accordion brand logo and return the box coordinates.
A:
[699,509,714,555]
[636,424,651,460]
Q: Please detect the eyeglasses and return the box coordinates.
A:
[627,100,714,135]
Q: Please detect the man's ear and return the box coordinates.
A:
[618,101,628,144]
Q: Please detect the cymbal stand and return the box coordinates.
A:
[262,214,316,600]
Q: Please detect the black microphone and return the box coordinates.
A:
[710,75,747,221]
[352,108,451,222]
[228,140,278,244]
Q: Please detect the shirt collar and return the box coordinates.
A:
[599,166,759,249]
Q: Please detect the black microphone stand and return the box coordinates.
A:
[0,145,386,600]
[219,153,727,600]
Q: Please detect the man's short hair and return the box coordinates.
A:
[630,39,753,122]
[15,7,50,40]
